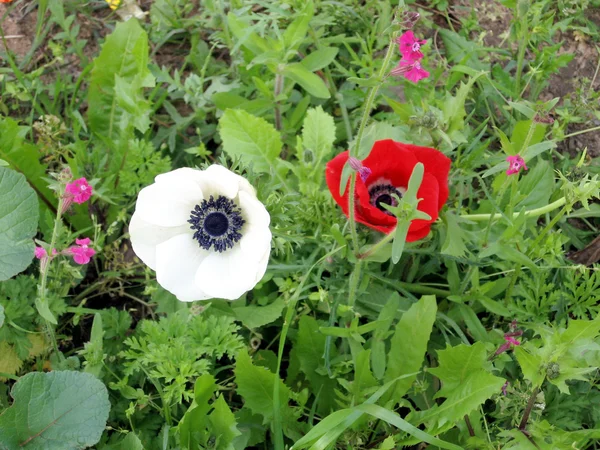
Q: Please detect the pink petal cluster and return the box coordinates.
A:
[66,238,96,265]
[348,156,372,182]
[65,178,93,204]
[34,246,48,260]
[506,155,528,175]
[494,331,523,356]
[391,30,429,83]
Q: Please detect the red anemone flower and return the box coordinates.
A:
[326,139,451,242]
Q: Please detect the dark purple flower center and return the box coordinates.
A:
[188,195,245,252]
[369,184,403,215]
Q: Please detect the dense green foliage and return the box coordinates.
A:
[2,0,600,448]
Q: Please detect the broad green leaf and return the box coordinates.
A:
[516,162,554,209]
[0,371,110,449]
[283,63,331,99]
[178,374,217,448]
[234,298,286,329]
[385,295,437,400]
[235,350,290,424]
[219,109,282,174]
[301,47,339,72]
[114,74,154,134]
[209,395,241,449]
[88,19,151,140]
[422,342,505,429]
[351,349,378,401]
[301,106,336,167]
[102,433,144,450]
[283,1,314,50]
[293,316,337,414]
[0,167,39,281]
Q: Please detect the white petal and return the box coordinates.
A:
[195,247,260,300]
[240,226,272,258]
[239,190,270,229]
[253,246,271,284]
[135,177,203,227]
[155,234,212,302]
[155,167,205,186]
[129,212,189,270]
[198,165,255,199]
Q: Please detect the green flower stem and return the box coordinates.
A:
[358,230,395,260]
[562,124,600,140]
[460,196,567,222]
[347,35,399,252]
[274,71,284,131]
[347,260,363,310]
[272,246,345,450]
[38,197,64,359]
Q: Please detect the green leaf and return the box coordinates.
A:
[178,374,217,449]
[516,162,554,209]
[301,106,336,167]
[283,1,314,50]
[301,47,339,72]
[356,404,463,450]
[102,433,144,450]
[209,395,241,449]
[422,342,505,429]
[235,350,290,424]
[441,213,469,258]
[234,298,286,329]
[283,63,331,99]
[0,371,110,449]
[0,304,4,329]
[293,316,337,414]
[82,313,104,377]
[114,74,154,134]
[385,296,437,400]
[0,167,39,281]
[371,293,400,379]
[219,109,282,174]
[227,13,270,56]
[87,19,151,140]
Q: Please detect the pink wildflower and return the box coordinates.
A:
[66,238,96,265]
[348,157,372,182]
[390,60,430,83]
[494,331,523,356]
[506,155,528,176]
[397,31,426,62]
[65,178,93,204]
[34,246,47,260]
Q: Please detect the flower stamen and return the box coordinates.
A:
[189,195,245,252]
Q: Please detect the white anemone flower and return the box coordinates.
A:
[129,165,271,301]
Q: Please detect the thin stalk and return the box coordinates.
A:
[519,387,539,431]
[563,124,600,140]
[38,197,64,357]
[272,246,345,450]
[274,72,284,131]
[347,37,399,253]
[358,230,395,260]
[347,260,363,310]
[464,415,475,437]
[460,196,567,222]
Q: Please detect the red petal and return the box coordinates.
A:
[363,140,419,189]
[409,144,451,209]
[406,223,432,242]
[325,151,351,215]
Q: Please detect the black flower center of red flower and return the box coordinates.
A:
[369,184,403,215]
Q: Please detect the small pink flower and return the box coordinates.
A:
[65,178,93,204]
[34,246,47,260]
[397,31,426,62]
[66,238,96,265]
[348,157,372,182]
[494,332,522,356]
[506,155,528,176]
[390,60,430,83]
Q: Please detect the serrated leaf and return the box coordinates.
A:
[421,342,505,429]
[283,63,331,99]
[441,213,469,258]
[234,298,285,329]
[0,371,110,449]
[0,167,39,281]
[301,106,336,167]
[219,109,282,174]
[235,351,290,424]
[385,296,437,399]
[293,316,338,414]
[88,19,151,140]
